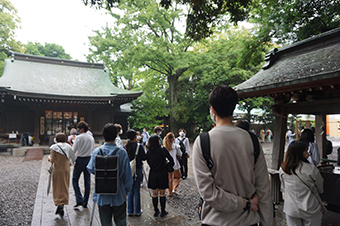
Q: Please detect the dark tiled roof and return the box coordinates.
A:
[235,27,340,99]
[0,52,142,102]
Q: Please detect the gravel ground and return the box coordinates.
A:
[166,177,200,220]
[0,156,41,226]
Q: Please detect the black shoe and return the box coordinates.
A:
[74,202,83,208]
[154,208,160,217]
[82,203,87,208]
[55,205,62,215]
[59,209,64,217]
[160,209,168,217]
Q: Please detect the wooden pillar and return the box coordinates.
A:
[34,109,40,145]
[315,113,326,159]
[271,109,287,170]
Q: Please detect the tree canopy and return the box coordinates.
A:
[83,0,254,40]
[250,0,340,44]
[24,42,72,59]
[87,0,195,132]
[0,0,24,75]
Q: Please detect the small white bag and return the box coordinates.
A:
[130,143,140,179]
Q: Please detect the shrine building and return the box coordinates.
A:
[0,52,142,144]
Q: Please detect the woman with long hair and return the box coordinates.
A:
[163,132,182,196]
[279,141,324,226]
[124,129,146,217]
[146,134,174,217]
[299,128,320,165]
[49,132,75,217]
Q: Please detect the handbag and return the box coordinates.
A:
[161,148,174,173]
[130,143,140,180]
[295,174,327,212]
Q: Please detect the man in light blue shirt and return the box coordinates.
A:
[87,123,133,226]
[141,127,150,146]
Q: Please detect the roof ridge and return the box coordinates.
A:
[10,52,104,69]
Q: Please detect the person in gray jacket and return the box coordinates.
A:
[192,86,273,226]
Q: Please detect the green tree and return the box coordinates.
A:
[0,0,24,75]
[83,0,255,41]
[175,27,274,135]
[128,70,169,131]
[24,42,72,59]
[251,0,340,44]
[87,0,195,132]
[237,97,275,124]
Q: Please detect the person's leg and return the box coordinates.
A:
[286,214,303,226]
[83,157,91,207]
[112,202,127,226]
[98,204,114,226]
[181,155,188,179]
[173,169,181,192]
[159,189,168,217]
[168,172,173,196]
[72,158,84,205]
[302,211,322,226]
[134,168,143,215]
[152,189,160,216]
[127,180,135,215]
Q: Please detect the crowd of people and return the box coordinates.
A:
[47,85,326,226]
[48,119,191,225]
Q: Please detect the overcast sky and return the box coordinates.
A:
[11,0,113,62]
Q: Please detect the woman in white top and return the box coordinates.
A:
[279,141,324,226]
[49,133,76,217]
[299,128,320,165]
[163,132,182,196]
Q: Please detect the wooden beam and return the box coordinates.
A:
[272,109,287,170]
[315,114,327,159]
[34,109,40,145]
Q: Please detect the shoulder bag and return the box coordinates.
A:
[161,148,174,173]
[130,143,140,179]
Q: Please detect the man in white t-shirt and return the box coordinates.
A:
[175,128,190,179]
[72,121,95,208]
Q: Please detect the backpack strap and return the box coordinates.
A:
[248,131,260,164]
[99,148,104,155]
[135,143,140,159]
[199,132,214,170]
[199,131,260,170]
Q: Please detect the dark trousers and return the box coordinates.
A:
[180,154,188,179]
[98,202,127,226]
[72,157,91,206]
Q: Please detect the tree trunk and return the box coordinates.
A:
[168,74,178,133]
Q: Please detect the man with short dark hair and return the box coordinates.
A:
[87,123,133,226]
[72,121,95,209]
[192,86,273,226]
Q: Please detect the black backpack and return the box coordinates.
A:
[178,138,187,155]
[197,131,260,219]
[95,149,119,194]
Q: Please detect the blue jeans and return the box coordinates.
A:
[98,202,127,226]
[72,157,91,205]
[127,167,143,214]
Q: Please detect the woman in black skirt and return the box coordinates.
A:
[146,134,174,217]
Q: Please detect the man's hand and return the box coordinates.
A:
[250,193,259,212]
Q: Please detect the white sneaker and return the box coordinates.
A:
[172,190,179,195]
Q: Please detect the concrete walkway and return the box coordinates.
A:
[31,142,340,226]
[31,155,201,226]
